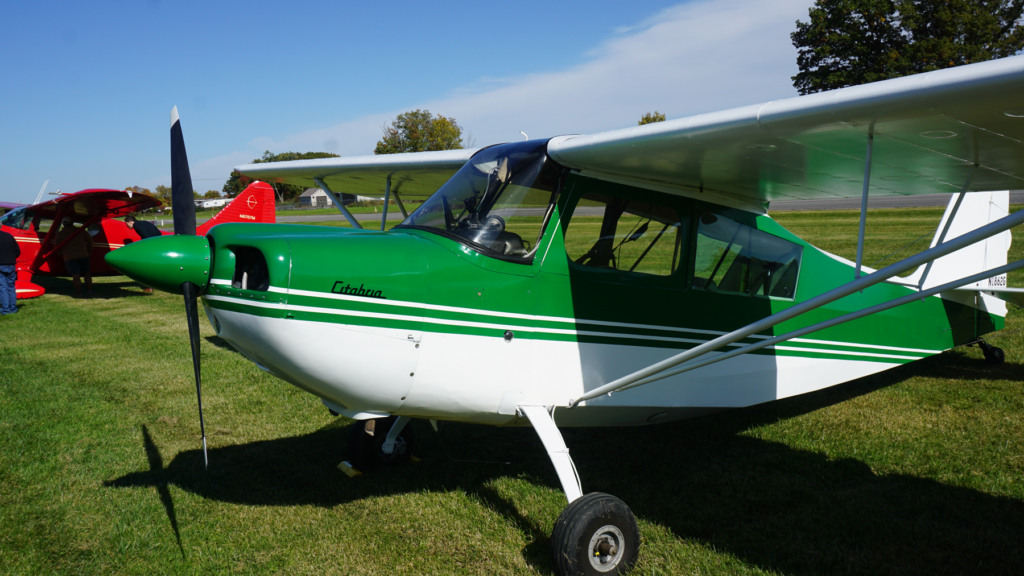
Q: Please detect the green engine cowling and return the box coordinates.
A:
[201,223,431,303]
[105,235,212,294]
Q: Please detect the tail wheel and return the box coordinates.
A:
[979,341,1005,365]
[347,416,415,470]
[551,492,640,575]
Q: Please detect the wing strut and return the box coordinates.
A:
[313,178,363,229]
[613,258,1024,393]
[392,189,409,218]
[34,180,49,205]
[381,176,391,232]
[855,134,873,279]
[568,206,1024,407]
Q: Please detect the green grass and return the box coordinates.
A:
[2,206,1023,575]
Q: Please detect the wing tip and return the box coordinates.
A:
[170,106,179,128]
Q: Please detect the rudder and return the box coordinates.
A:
[903,191,1012,317]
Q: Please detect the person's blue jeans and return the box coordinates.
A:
[0,265,17,315]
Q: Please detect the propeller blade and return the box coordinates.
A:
[182,281,208,469]
[170,106,197,236]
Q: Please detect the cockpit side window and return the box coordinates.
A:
[564,191,684,277]
[0,208,34,231]
[693,209,802,299]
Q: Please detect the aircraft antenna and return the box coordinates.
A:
[34,180,49,204]
[519,131,528,140]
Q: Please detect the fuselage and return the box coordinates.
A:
[189,144,1003,428]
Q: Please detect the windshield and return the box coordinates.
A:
[397,140,565,260]
[0,207,34,231]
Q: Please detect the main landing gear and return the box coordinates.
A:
[347,415,415,471]
[520,405,641,576]
[551,493,640,575]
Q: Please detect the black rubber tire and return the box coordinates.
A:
[550,492,640,576]
[347,417,415,470]
[980,342,1006,365]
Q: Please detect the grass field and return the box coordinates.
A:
[2,206,1023,575]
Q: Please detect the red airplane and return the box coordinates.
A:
[1,182,277,299]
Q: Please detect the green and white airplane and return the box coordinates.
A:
[107,56,1024,575]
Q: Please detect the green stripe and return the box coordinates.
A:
[205,295,927,362]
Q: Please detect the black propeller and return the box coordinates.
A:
[170,106,197,236]
[170,106,207,468]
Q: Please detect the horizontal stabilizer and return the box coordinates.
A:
[953,286,1024,308]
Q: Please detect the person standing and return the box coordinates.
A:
[124,215,161,293]
[0,228,19,315]
[55,218,94,298]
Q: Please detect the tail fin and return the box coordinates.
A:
[196,181,277,235]
[903,190,1013,312]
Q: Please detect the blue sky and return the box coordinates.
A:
[2,0,813,202]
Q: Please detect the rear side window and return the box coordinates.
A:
[693,209,801,299]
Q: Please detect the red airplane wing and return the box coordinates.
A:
[29,189,161,222]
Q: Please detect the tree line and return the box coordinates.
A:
[124,185,222,207]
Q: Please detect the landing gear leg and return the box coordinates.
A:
[978,340,1005,365]
[520,405,640,576]
[347,415,415,471]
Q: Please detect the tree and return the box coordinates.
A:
[222,150,340,201]
[792,0,1024,95]
[153,185,173,205]
[638,111,666,125]
[203,190,220,199]
[374,109,465,154]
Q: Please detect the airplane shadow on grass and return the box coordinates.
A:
[106,352,1024,576]
[33,276,153,299]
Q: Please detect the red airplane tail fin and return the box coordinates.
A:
[196,181,277,235]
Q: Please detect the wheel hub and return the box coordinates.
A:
[588,525,625,572]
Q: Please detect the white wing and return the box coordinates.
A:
[548,55,1024,208]
[237,56,1024,210]
[234,148,479,199]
